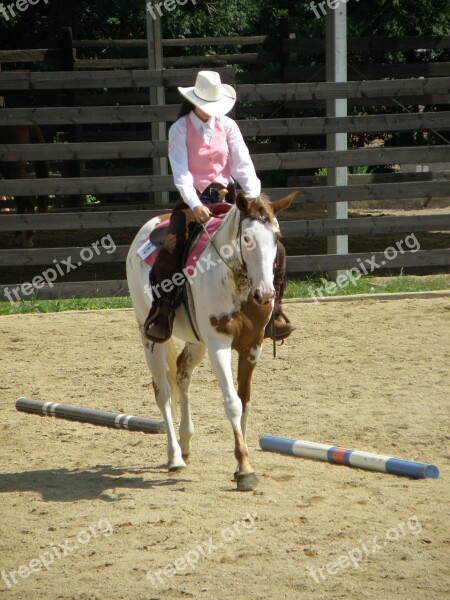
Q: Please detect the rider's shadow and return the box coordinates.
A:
[0,464,191,502]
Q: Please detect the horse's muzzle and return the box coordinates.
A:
[253,288,275,305]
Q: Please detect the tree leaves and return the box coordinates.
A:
[1,0,449,50]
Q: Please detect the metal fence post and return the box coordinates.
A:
[326,4,348,281]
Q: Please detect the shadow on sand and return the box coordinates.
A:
[0,464,192,502]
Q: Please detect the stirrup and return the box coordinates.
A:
[144,300,174,343]
[264,304,297,341]
[264,319,297,341]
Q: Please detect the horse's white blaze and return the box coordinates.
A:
[241,219,278,302]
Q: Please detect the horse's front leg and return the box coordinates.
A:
[142,339,185,471]
[238,343,262,441]
[176,342,206,462]
[207,340,258,491]
[230,344,262,481]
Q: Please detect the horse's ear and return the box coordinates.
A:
[271,192,298,215]
[236,192,250,214]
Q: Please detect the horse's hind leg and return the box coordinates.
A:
[176,342,206,462]
[142,339,186,471]
[22,197,36,248]
[207,341,258,491]
[13,196,34,247]
[8,161,35,247]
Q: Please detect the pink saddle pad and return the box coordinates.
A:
[185,217,223,271]
[139,203,231,270]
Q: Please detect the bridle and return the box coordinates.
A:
[201,212,279,283]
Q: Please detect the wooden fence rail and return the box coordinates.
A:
[74,52,280,69]
[236,79,450,102]
[1,212,449,236]
[0,67,235,90]
[3,34,447,61]
[1,181,449,205]
[282,35,450,53]
[284,63,450,81]
[286,249,450,272]
[73,34,450,52]
[1,142,449,166]
[1,248,448,274]
[72,36,268,48]
[1,73,448,99]
[2,177,450,202]
[2,108,449,133]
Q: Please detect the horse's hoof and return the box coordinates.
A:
[236,472,258,491]
[168,461,187,473]
[168,466,185,473]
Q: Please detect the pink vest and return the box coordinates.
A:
[186,115,231,193]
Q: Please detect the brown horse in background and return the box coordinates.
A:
[0,125,49,247]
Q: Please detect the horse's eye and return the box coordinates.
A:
[242,234,252,246]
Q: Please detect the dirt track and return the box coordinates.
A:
[0,299,449,600]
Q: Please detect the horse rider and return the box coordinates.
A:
[144,70,296,344]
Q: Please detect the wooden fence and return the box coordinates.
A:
[0,32,449,300]
[3,30,448,79]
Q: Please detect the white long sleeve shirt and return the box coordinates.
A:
[168,111,261,210]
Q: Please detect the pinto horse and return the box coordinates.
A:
[0,125,49,247]
[127,192,295,491]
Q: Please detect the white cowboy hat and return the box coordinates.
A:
[177,70,236,117]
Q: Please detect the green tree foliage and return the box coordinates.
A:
[1,0,449,48]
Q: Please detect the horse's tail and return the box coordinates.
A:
[165,338,180,420]
[29,125,49,212]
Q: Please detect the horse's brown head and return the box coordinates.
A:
[235,191,298,228]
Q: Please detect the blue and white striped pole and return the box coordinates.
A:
[259,435,439,479]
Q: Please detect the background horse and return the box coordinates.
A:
[127,192,295,491]
[0,125,49,247]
